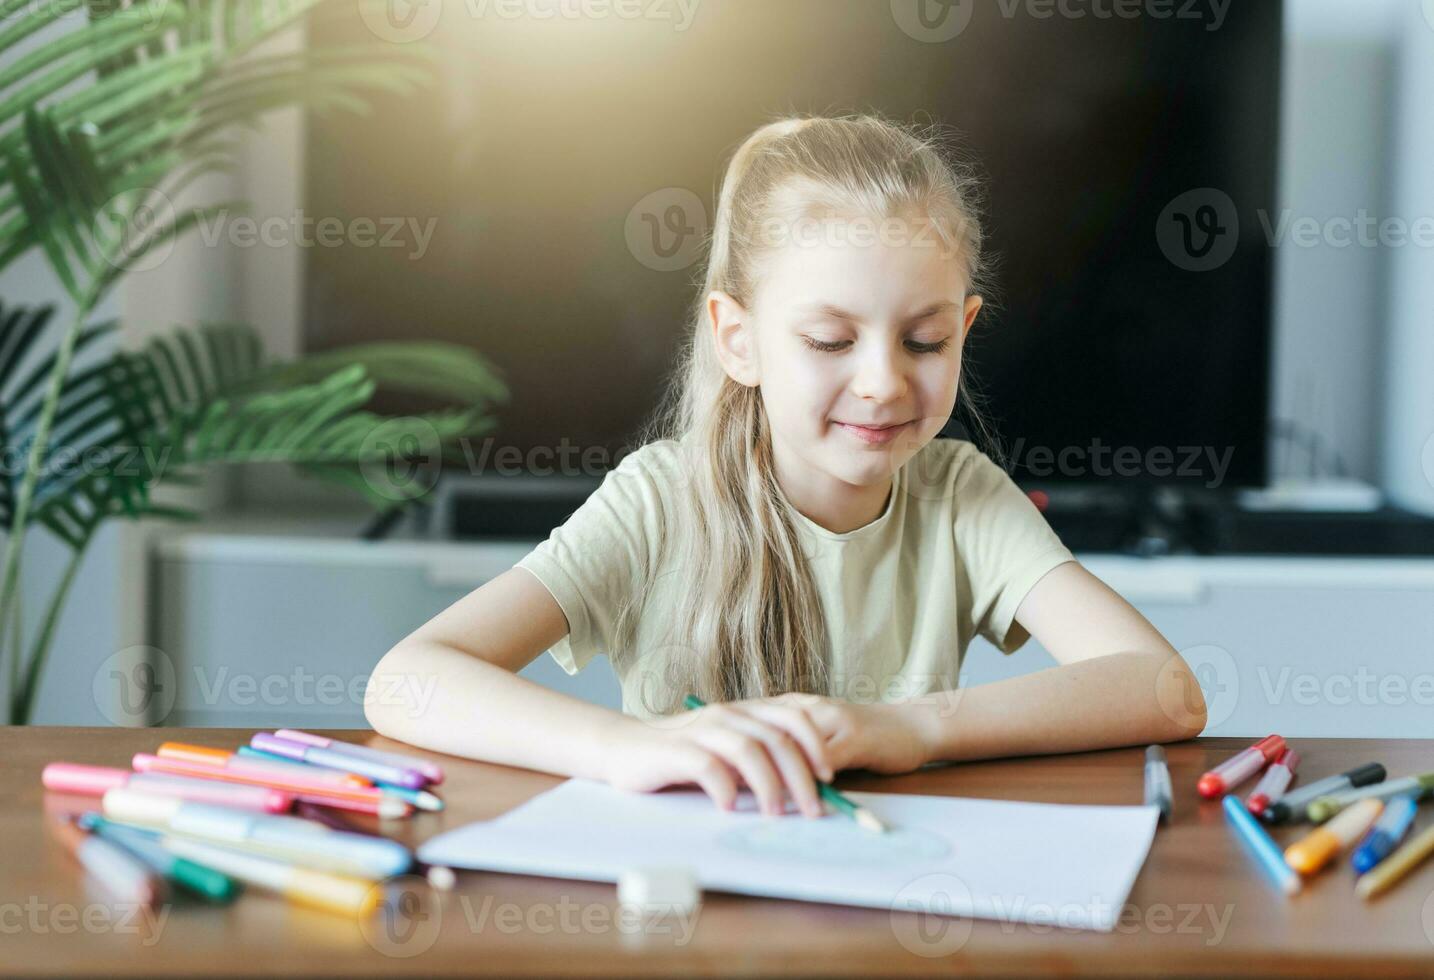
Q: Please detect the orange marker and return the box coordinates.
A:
[158,742,371,789]
[1284,798,1383,875]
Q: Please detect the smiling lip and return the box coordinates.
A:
[834,420,910,445]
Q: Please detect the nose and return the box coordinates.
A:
[849,342,909,404]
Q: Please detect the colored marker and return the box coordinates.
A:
[1264,763,1386,823]
[158,836,379,917]
[1221,794,1301,896]
[1246,748,1300,815]
[132,754,410,818]
[42,763,291,813]
[77,813,238,902]
[1355,824,1434,901]
[1198,735,1285,799]
[158,742,371,788]
[275,729,445,785]
[1284,797,1383,875]
[1352,794,1420,875]
[252,733,427,789]
[240,747,443,812]
[103,788,412,879]
[1144,746,1173,821]
[50,815,165,906]
[295,802,455,891]
[1305,772,1434,824]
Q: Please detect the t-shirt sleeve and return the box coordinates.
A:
[514,450,663,675]
[953,447,1076,655]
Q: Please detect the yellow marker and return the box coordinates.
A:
[1355,825,1434,901]
[1284,798,1383,875]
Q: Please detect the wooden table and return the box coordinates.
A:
[4,728,1433,977]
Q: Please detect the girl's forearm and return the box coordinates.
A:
[364,640,638,780]
[905,650,1208,765]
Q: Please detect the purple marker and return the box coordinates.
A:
[276,729,444,785]
[252,733,427,789]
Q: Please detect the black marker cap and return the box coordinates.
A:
[1345,762,1386,788]
[1264,802,1291,823]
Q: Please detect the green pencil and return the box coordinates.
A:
[683,695,887,833]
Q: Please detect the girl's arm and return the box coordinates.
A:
[364,568,836,816]
[902,561,1209,765]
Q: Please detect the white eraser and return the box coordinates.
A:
[617,866,700,912]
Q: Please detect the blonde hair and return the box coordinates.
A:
[615,112,997,715]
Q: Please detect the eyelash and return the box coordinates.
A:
[801,337,951,355]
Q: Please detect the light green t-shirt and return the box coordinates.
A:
[515,437,1076,717]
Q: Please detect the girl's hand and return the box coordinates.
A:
[597,693,932,815]
[599,698,836,818]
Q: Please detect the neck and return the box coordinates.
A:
[769,432,893,534]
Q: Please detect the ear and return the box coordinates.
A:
[708,289,761,386]
[960,294,983,340]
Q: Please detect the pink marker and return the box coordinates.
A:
[1198,735,1286,799]
[41,763,291,813]
[1246,748,1300,815]
[275,730,444,785]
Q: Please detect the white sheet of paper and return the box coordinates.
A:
[419,779,1160,932]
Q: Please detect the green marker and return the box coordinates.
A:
[682,694,886,833]
[77,813,239,902]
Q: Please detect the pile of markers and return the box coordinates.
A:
[41,730,450,917]
[1197,734,1434,898]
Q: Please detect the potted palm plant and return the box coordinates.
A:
[1,0,506,723]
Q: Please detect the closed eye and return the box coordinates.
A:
[801,337,951,355]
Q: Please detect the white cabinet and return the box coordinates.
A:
[153,520,1434,737]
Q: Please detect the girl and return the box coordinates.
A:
[366,114,1207,821]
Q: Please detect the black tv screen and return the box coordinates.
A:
[306,0,1281,489]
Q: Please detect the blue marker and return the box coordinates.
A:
[1351,793,1419,875]
[1223,794,1302,896]
[238,745,444,811]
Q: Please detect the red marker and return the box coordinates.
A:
[1198,735,1285,799]
[1246,747,1300,814]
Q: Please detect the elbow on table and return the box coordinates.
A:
[1153,650,1208,741]
[363,645,420,739]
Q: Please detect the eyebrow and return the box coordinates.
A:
[792,301,960,324]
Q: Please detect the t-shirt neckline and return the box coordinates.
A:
[777,465,903,542]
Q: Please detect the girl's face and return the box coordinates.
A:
[709,214,983,515]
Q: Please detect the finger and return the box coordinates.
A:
[742,703,835,783]
[684,747,738,812]
[722,714,823,818]
[696,727,785,817]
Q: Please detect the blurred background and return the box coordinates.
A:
[4,0,1432,734]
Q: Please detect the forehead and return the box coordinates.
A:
[752,225,968,319]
